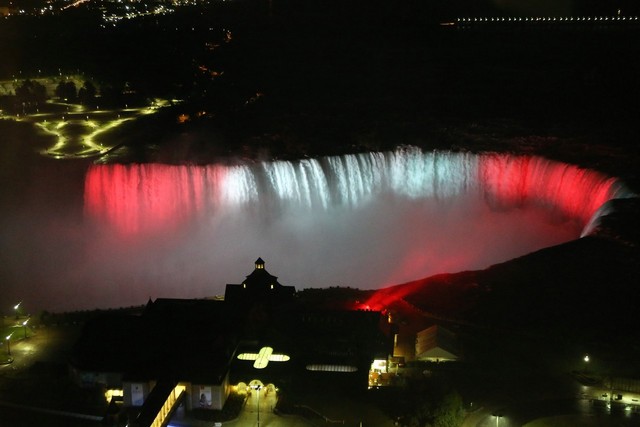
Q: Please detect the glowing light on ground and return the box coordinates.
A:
[1,98,168,159]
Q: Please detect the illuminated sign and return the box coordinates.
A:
[237,346,291,369]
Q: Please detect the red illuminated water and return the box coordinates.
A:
[84,149,625,237]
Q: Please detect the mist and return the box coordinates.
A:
[2,146,624,314]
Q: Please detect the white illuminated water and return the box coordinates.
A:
[85,148,628,232]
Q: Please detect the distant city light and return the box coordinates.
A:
[449,14,639,27]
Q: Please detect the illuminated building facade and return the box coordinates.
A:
[70,258,392,423]
[415,325,460,363]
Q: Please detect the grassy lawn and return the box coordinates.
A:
[1,323,32,340]
[0,319,34,364]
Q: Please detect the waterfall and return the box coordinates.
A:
[73,146,637,310]
[6,147,633,313]
[84,147,631,237]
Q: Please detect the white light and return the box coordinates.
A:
[306,364,357,372]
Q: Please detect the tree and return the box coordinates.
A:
[78,80,97,105]
[13,80,48,113]
[55,80,77,101]
[33,81,47,103]
[403,377,465,427]
[430,391,464,427]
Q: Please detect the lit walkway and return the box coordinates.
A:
[226,390,316,427]
[169,389,395,427]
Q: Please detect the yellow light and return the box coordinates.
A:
[238,353,259,360]
[104,389,123,402]
[254,347,273,369]
[4,95,169,159]
[269,354,290,362]
[238,349,290,365]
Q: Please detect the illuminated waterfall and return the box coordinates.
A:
[5,147,633,313]
[84,147,630,236]
[72,147,635,311]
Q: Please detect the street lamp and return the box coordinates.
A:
[5,334,12,356]
[22,319,29,339]
[13,302,21,319]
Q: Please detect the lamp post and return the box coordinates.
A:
[22,319,29,339]
[13,302,21,319]
[5,334,11,356]
[584,354,590,373]
[253,385,262,427]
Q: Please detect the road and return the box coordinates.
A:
[464,390,640,427]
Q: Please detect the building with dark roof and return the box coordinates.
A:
[224,257,296,304]
[70,258,392,425]
[415,325,460,362]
